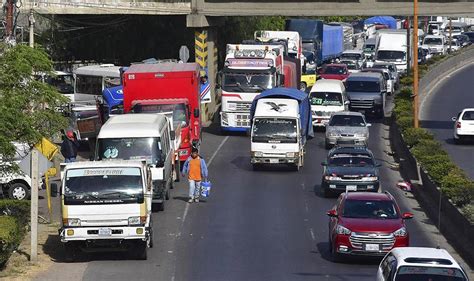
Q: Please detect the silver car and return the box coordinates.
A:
[325,111,371,149]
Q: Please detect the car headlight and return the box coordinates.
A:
[251,151,263,157]
[336,224,351,235]
[286,152,298,158]
[327,131,339,137]
[67,218,81,227]
[128,216,142,226]
[324,174,341,181]
[362,176,378,181]
[355,132,368,138]
[393,227,407,237]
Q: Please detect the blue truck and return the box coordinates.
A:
[286,19,344,66]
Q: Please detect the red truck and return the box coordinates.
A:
[123,63,202,162]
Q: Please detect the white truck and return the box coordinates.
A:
[250,88,313,171]
[220,44,285,132]
[422,35,447,56]
[95,114,175,211]
[57,160,153,260]
[254,30,303,61]
[375,30,412,74]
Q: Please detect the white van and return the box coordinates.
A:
[96,114,174,211]
[309,80,348,127]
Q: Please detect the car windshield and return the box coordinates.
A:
[97,137,161,165]
[461,111,474,120]
[64,167,144,205]
[323,66,346,74]
[342,199,399,219]
[222,72,274,93]
[310,92,343,106]
[424,37,443,45]
[252,118,297,143]
[395,266,467,281]
[346,80,381,92]
[132,103,188,127]
[329,153,374,166]
[341,53,362,60]
[46,74,74,94]
[329,115,366,127]
[377,50,406,61]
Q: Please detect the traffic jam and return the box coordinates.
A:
[23,15,473,280]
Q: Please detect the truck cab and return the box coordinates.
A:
[58,160,153,260]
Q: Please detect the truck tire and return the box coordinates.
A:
[130,241,147,260]
[159,200,165,211]
[8,183,30,200]
[64,242,80,262]
[252,163,262,171]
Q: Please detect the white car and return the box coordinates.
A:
[376,247,469,281]
[423,35,447,55]
[452,108,474,144]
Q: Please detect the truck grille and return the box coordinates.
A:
[236,114,250,127]
[350,100,374,109]
[350,232,395,251]
[230,101,252,111]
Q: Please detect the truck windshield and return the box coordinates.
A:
[341,53,361,60]
[395,266,467,281]
[376,50,406,61]
[97,137,161,165]
[222,72,274,93]
[424,38,443,45]
[64,167,144,205]
[132,103,188,127]
[346,81,381,92]
[310,92,343,106]
[75,75,102,96]
[46,75,74,94]
[252,118,297,143]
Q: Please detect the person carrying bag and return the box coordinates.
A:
[182,147,209,203]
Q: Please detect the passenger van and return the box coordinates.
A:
[96,113,174,211]
[345,72,386,118]
[309,79,348,127]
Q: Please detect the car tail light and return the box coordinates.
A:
[456,122,461,129]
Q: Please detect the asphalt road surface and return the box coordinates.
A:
[420,63,474,179]
[35,102,471,281]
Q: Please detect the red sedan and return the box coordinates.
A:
[317,64,350,81]
[327,192,413,261]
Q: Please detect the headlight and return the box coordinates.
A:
[393,227,407,237]
[362,176,378,181]
[128,216,142,226]
[286,152,298,158]
[227,103,237,111]
[67,218,81,227]
[325,174,341,181]
[251,151,263,157]
[327,131,339,137]
[355,132,368,138]
[336,224,351,235]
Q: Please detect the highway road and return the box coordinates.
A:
[36,102,470,281]
[420,63,474,179]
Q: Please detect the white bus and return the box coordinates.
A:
[73,64,122,102]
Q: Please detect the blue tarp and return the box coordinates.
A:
[102,86,123,108]
[250,88,314,140]
[364,16,397,29]
[322,24,344,62]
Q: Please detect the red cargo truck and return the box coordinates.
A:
[123,63,202,162]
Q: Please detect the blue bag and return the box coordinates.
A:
[201,181,212,197]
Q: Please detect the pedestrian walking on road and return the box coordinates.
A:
[182,147,208,203]
[61,130,80,163]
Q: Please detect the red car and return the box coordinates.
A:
[317,64,349,81]
[327,192,413,261]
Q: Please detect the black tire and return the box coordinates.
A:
[64,242,80,263]
[325,140,332,150]
[174,160,181,183]
[130,241,147,260]
[151,203,161,213]
[148,219,154,248]
[8,182,30,200]
[252,163,262,171]
[331,250,343,263]
[165,188,170,200]
[322,185,331,198]
[159,201,165,211]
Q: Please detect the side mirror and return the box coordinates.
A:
[50,183,59,197]
[170,131,176,141]
[451,117,457,121]
[375,162,382,167]
[321,161,327,166]
[366,123,372,127]
[402,212,414,220]
[326,209,338,217]
[194,108,200,118]
[151,167,164,181]
[344,100,350,105]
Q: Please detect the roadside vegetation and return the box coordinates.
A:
[0,200,30,268]
[393,47,474,223]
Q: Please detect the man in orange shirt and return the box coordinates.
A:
[182,148,209,203]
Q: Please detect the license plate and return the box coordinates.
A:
[269,159,279,164]
[178,150,188,156]
[364,244,380,251]
[98,228,112,236]
[346,185,357,191]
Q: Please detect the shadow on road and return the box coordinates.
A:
[420,120,453,130]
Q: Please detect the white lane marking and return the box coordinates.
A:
[305,202,309,212]
[181,204,190,225]
[208,136,229,167]
[310,228,316,241]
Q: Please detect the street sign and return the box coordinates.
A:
[179,46,190,63]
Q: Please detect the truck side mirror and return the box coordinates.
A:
[50,183,59,197]
[279,74,285,86]
[194,108,200,118]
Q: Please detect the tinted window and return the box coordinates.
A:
[329,153,374,166]
[424,37,443,45]
[323,66,346,74]
[329,115,366,127]
[97,137,161,164]
[461,111,474,120]
[343,199,399,219]
[252,118,297,143]
[75,75,102,96]
[377,50,406,61]
[346,80,381,92]
[222,72,274,93]
[395,266,467,281]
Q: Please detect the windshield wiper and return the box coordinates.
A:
[64,191,100,200]
[100,191,138,198]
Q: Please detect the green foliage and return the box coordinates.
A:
[396,116,414,132]
[461,204,474,224]
[0,200,30,227]
[394,99,413,119]
[403,127,434,148]
[441,169,474,207]
[400,76,414,86]
[411,139,446,160]
[398,87,413,100]
[0,44,68,173]
[0,216,20,266]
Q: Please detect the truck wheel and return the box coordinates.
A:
[300,82,307,92]
[131,241,147,260]
[159,201,165,211]
[64,243,80,262]
[252,163,262,171]
[8,183,30,200]
[148,222,154,248]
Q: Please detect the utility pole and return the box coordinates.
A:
[5,0,14,41]
[406,17,411,74]
[29,10,35,48]
[30,149,39,263]
[413,0,419,128]
[448,19,452,53]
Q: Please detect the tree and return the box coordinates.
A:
[0,44,68,173]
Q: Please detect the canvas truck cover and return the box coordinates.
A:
[322,24,344,62]
[364,16,397,30]
[285,19,323,42]
[250,88,314,140]
[102,85,124,108]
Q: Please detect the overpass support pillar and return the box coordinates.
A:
[187,14,221,125]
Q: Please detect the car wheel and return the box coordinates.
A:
[325,140,331,150]
[300,82,307,92]
[323,186,332,198]
[331,250,343,263]
[252,163,262,171]
[8,183,30,200]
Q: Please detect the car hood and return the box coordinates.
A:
[340,217,403,233]
[347,91,381,100]
[326,165,377,176]
[320,74,348,80]
[327,126,368,135]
